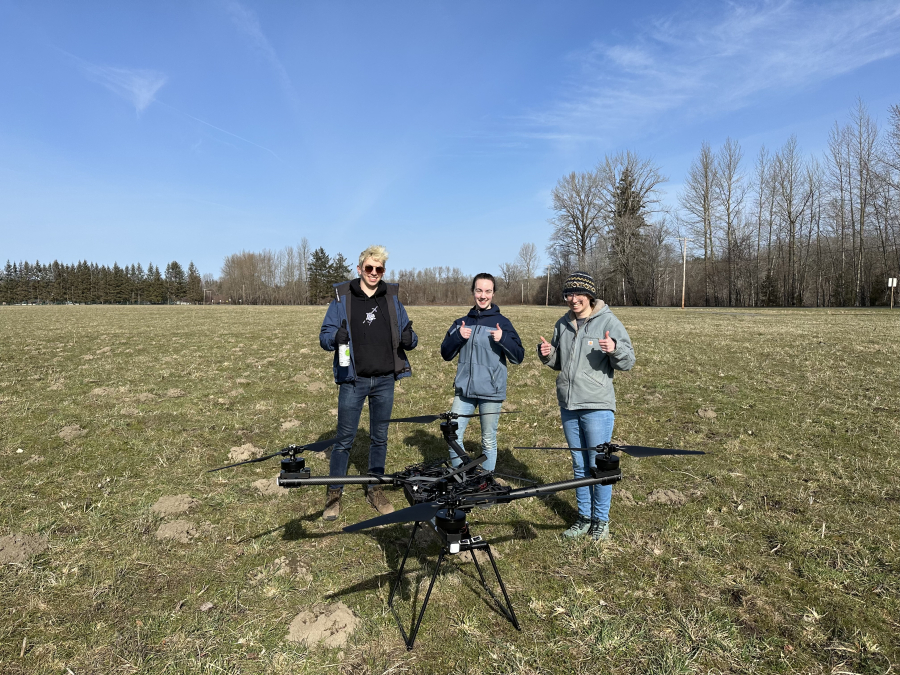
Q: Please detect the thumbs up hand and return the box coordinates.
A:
[335,319,349,345]
[599,330,616,353]
[489,322,503,342]
[538,335,552,357]
[459,321,472,340]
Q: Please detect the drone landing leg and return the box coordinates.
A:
[467,541,520,631]
[387,521,446,650]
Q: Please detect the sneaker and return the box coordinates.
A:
[323,487,342,521]
[563,515,592,539]
[591,519,610,541]
[365,486,394,515]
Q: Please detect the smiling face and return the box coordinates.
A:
[473,279,494,310]
[565,292,592,318]
[357,257,385,292]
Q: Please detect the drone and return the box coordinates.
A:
[210,411,704,649]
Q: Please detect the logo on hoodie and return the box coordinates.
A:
[364,306,378,325]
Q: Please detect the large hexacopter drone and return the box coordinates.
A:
[210,411,703,649]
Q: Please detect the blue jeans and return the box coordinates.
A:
[560,408,615,522]
[448,395,502,471]
[329,375,395,490]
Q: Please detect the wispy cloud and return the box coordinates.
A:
[78,60,167,114]
[224,0,301,112]
[522,0,900,142]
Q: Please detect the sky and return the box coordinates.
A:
[2,0,900,279]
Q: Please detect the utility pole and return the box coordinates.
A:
[545,270,550,306]
[681,237,688,309]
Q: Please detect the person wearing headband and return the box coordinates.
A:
[537,271,634,541]
[319,244,417,521]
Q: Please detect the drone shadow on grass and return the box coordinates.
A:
[326,521,520,625]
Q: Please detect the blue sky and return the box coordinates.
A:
[2,0,899,278]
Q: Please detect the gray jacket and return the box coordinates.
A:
[538,301,635,411]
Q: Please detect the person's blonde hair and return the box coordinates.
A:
[358,245,389,269]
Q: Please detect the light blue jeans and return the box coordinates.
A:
[448,394,502,471]
[560,408,615,522]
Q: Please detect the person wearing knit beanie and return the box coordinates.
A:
[537,270,635,541]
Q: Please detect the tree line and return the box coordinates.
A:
[0,260,202,305]
[546,100,900,307]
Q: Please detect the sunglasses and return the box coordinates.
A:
[363,264,385,274]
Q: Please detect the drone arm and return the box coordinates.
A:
[277,474,396,488]
[497,472,622,501]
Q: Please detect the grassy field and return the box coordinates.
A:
[1,304,898,674]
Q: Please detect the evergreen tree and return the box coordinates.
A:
[146,264,166,304]
[165,261,187,302]
[186,262,203,303]
[308,247,331,304]
[329,253,353,288]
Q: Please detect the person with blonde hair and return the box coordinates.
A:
[319,245,417,520]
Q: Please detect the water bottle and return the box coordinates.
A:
[338,320,350,367]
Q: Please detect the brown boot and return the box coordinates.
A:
[323,487,342,521]
[365,486,394,515]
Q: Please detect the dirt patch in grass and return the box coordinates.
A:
[645,488,687,506]
[697,407,717,419]
[253,477,288,497]
[616,489,637,506]
[166,388,186,398]
[151,494,200,518]
[291,373,309,383]
[228,443,262,462]
[285,601,360,647]
[136,393,157,402]
[0,533,48,564]
[307,382,328,392]
[155,519,198,543]
[280,419,301,431]
[58,424,87,441]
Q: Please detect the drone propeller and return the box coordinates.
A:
[207,437,337,473]
[387,411,517,424]
[514,443,704,458]
[343,500,445,532]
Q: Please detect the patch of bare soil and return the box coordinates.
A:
[136,393,157,402]
[229,443,262,462]
[645,488,687,506]
[697,408,717,419]
[47,381,65,391]
[285,602,360,648]
[280,419,301,431]
[90,387,115,396]
[58,424,87,441]
[0,533,48,564]
[155,519,198,543]
[307,382,328,393]
[298,348,310,354]
[236,378,251,385]
[253,477,288,497]
[290,373,308,383]
[24,455,45,465]
[616,489,637,506]
[166,388,186,398]
[151,494,200,518]
[96,346,112,354]
[462,545,501,567]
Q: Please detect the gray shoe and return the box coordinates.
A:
[323,487,342,521]
[591,519,610,541]
[563,515,592,539]
[365,486,394,515]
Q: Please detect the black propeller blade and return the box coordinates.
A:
[343,501,444,532]
[208,437,338,473]
[513,444,704,457]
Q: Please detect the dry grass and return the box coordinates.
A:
[1,305,898,674]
